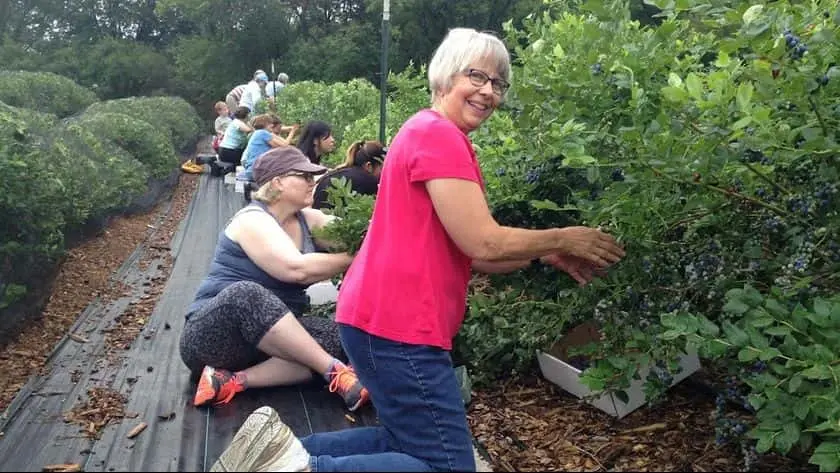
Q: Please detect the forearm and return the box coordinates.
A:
[471,258,531,274]
[295,252,353,284]
[477,226,566,261]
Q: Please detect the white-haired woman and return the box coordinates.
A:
[214,28,625,472]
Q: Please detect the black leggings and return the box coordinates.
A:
[218,146,244,166]
[179,281,346,375]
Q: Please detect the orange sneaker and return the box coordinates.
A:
[194,366,245,407]
[328,365,369,411]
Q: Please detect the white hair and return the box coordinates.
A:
[427,28,511,103]
[277,73,289,83]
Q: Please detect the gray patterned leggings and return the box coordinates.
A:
[179,280,346,375]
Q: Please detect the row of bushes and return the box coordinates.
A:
[0,70,203,337]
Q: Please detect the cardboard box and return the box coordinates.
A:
[537,322,701,418]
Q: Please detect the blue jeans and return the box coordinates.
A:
[300,324,476,472]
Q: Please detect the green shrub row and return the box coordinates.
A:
[0,73,203,327]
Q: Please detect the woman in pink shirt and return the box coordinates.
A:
[213,28,626,472]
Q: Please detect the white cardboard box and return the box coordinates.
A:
[537,322,701,419]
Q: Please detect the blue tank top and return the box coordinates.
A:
[186,202,318,318]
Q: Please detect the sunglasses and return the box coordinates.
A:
[465,69,509,96]
[281,171,316,183]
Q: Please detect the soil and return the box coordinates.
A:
[0,166,819,472]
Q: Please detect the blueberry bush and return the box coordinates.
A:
[0,74,203,337]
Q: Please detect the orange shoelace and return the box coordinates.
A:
[328,365,359,394]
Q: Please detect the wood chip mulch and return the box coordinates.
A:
[62,387,129,439]
[467,375,816,472]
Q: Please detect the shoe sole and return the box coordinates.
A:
[210,406,295,472]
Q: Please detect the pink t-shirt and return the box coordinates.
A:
[335,109,484,350]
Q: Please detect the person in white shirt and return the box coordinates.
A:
[239,70,269,114]
[265,72,289,100]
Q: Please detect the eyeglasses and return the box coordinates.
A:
[465,69,509,95]
[282,172,316,184]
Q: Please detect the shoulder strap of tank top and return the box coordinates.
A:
[297,211,317,254]
[229,202,270,225]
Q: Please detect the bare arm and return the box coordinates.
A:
[471,259,531,274]
[237,120,254,134]
[268,133,291,147]
[302,207,342,251]
[426,179,624,267]
[228,211,352,285]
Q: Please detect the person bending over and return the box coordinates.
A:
[311,140,386,210]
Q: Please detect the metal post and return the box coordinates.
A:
[379,0,390,144]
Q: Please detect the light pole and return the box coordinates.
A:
[379,0,390,144]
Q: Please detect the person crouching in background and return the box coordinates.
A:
[311,140,386,210]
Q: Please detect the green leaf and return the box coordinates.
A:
[776,422,801,454]
[685,73,703,100]
[788,374,803,393]
[752,316,775,328]
[553,44,565,59]
[715,51,731,68]
[723,299,750,315]
[561,155,596,167]
[722,321,750,346]
[731,116,752,130]
[759,347,782,361]
[809,441,840,473]
[738,347,759,362]
[748,394,766,411]
[765,326,792,337]
[661,329,683,340]
[793,400,809,421]
[755,430,774,453]
[742,5,764,25]
[529,199,561,211]
[668,73,683,88]
[736,83,753,113]
[801,364,833,380]
[814,298,831,318]
[698,316,720,337]
[661,86,688,103]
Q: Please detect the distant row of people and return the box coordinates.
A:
[224,70,288,116]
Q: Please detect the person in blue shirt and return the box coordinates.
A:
[241,114,299,180]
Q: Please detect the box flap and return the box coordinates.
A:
[548,321,601,361]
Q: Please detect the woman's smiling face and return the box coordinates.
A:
[435,59,503,134]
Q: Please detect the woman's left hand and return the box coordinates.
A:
[539,254,603,287]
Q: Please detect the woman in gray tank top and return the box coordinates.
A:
[179,146,369,412]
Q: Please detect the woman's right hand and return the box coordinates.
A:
[555,226,625,268]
